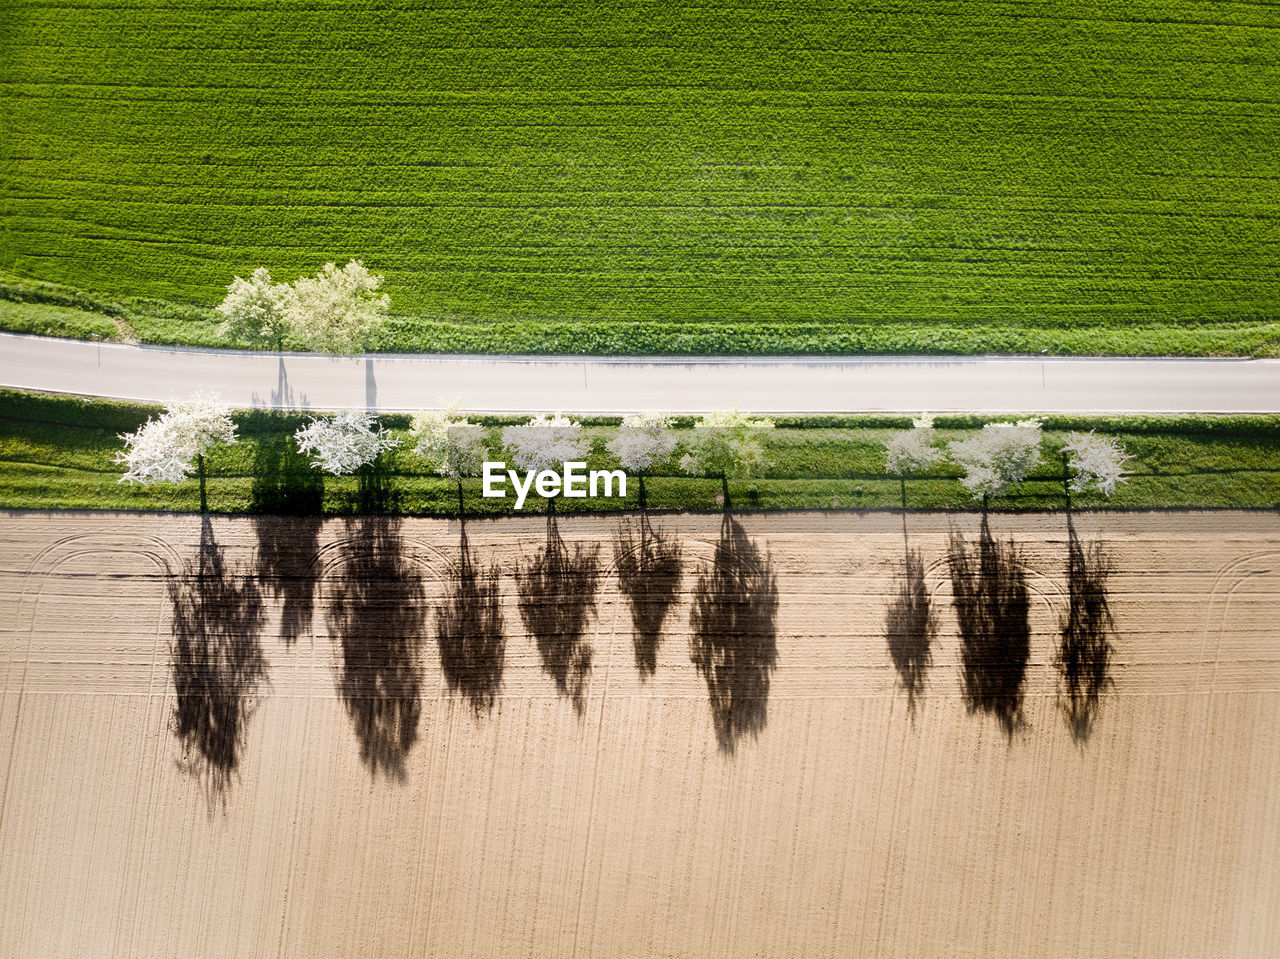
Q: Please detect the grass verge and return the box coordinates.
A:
[2,273,1277,357]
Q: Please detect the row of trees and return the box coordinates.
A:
[115,400,778,505]
[885,416,1128,742]
[885,414,1131,505]
[116,397,1132,509]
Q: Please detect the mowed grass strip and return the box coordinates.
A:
[2,1,1279,355]
[1,389,1277,514]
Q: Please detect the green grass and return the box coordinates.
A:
[2,389,1277,515]
[2,1,1279,356]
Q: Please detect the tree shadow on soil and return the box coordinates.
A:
[1057,518,1116,743]
[947,515,1031,740]
[689,515,779,754]
[517,514,600,715]
[250,434,324,645]
[613,514,682,677]
[326,516,426,780]
[885,545,935,720]
[168,516,267,805]
[436,522,506,715]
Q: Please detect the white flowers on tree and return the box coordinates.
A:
[502,413,588,473]
[1062,431,1130,496]
[947,418,1044,500]
[116,392,237,486]
[885,412,943,476]
[608,411,677,473]
[215,267,290,348]
[282,260,389,356]
[678,409,775,478]
[218,260,389,354]
[295,410,399,475]
[409,402,489,479]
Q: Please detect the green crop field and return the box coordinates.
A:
[2,0,1279,355]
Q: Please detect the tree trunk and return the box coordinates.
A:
[456,478,465,519]
[197,453,208,514]
[638,474,647,513]
[720,473,731,514]
[1061,450,1073,514]
[545,494,557,548]
[900,476,909,553]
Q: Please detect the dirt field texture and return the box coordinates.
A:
[0,509,1277,958]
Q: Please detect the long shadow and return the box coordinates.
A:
[364,357,377,409]
[250,355,309,410]
[1057,518,1116,742]
[326,516,426,779]
[326,457,399,515]
[613,514,682,677]
[517,514,600,715]
[250,433,324,645]
[168,516,267,804]
[885,497,935,719]
[885,546,935,719]
[354,458,399,514]
[689,515,779,753]
[947,515,1031,739]
[436,522,506,715]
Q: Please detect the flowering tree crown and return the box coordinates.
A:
[409,402,489,479]
[295,410,399,475]
[284,260,390,355]
[216,267,291,346]
[1062,431,1131,496]
[885,411,943,476]
[116,392,237,485]
[502,413,588,473]
[678,409,775,478]
[608,411,678,473]
[947,418,1044,500]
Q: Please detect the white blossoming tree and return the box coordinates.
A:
[295,410,399,475]
[502,413,587,515]
[678,409,775,511]
[947,418,1044,504]
[884,412,943,509]
[1061,431,1130,499]
[609,413,682,641]
[502,413,587,473]
[216,267,291,349]
[607,411,677,508]
[409,402,490,515]
[116,391,237,511]
[281,260,390,356]
[1056,431,1128,739]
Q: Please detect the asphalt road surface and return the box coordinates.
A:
[2,332,1277,413]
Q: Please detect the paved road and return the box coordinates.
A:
[1,331,1277,414]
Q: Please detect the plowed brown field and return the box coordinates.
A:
[1,510,1277,958]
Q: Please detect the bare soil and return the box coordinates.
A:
[1,509,1277,957]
